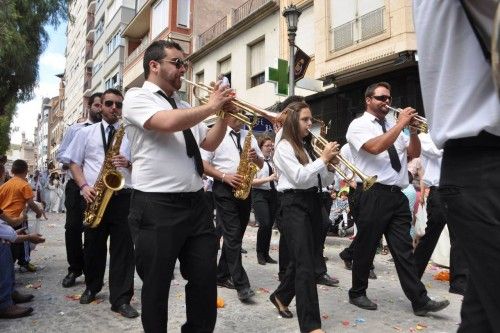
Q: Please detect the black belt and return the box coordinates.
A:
[117,188,133,195]
[360,182,401,192]
[283,186,318,194]
[133,188,204,198]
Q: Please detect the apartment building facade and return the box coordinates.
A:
[122,0,246,91]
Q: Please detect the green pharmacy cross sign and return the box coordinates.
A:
[267,58,289,96]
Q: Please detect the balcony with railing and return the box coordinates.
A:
[232,0,273,25]
[198,16,227,49]
[86,13,95,40]
[125,34,150,68]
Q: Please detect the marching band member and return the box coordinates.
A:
[123,40,234,332]
[56,92,102,288]
[201,115,264,302]
[346,82,448,315]
[269,101,338,333]
[64,88,137,318]
[251,136,278,265]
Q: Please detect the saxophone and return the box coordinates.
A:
[83,124,126,228]
[233,127,260,200]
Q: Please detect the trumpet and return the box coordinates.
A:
[309,131,377,191]
[181,78,279,126]
[385,105,428,133]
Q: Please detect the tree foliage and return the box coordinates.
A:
[0,0,69,154]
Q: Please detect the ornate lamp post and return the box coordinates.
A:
[282,4,301,96]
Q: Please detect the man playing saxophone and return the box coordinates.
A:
[63,88,137,319]
[201,115,264,302]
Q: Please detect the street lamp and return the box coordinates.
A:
[282,4,301,96]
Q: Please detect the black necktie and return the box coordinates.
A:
[265,160,276,191]
[157,91,204,177]
[230,130,242,154]
[376,119,402,172]
[107,125,115,151]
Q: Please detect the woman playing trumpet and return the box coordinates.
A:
[269,101,339,333]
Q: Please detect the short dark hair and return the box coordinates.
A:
[102,88,123,101]
[364,82,391,99]
[276,95,305,112]
[88,92,103,107]
[143,40,183,79]
[11,159,28,175]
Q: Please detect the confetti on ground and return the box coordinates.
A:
[91,299,103,304]
[47,224,57,227]
[433,270,450,281]
[65,294,81,301]
[322,314,329,320]
[25,282,42,289]
[257,287,270,294]
[392,326,402,331]
[416,323,427,330]
[355,318,366,324]
[342,320,350,327]
[216,297,224,308]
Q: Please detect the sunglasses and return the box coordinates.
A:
[161,58,190,70]
[104,100,123,109]
[371,95,392,102]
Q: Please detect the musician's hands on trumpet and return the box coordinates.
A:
[320,141,341,168]
[394,107,419,132]
[206,80,237,117]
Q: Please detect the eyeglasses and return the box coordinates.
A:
[103,100,123,109]
[371,95,392,102]
[160,58,190,70]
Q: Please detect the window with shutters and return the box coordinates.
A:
[151,0,169,40]
[177,0,190,28]
[329,0,385,52]
[249,39,265,88]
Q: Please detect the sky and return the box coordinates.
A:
[10,22,67,144]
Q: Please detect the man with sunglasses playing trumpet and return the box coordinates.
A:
[346,82,449,316]
[63,88,137,319]
[123,40,235,333]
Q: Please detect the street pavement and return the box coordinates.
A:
[0,212,461,332]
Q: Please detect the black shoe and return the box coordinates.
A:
[257,253,266,265]
[265,255,277,264]
[237,287,255,301]
[216,279,235,290]
[241,248,248,254]
[0,304,33,319]
[343,259,353,270]
[79,289,97,304]
[414,299,450,316]
[269,293,293,318]
[62,272,80,288]
[369,269,377,280]
[349,296,378,310]
[11,290,34,304]
[111,303,139,318]
[316,273,339,286]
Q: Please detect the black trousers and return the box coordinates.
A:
[64,179,85,275]
[413,187,468,286]
[129,189,217,333]
[339,186,374,270]
[439,132,500,333]
[213,181,251,290]
[349,183,430,310]
[277,193,327,281]
[83,191,134,307]
[274,191,322,332]
[252,188,278,256]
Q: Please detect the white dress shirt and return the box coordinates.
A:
[123,81,208,193]
[274,140,334,192]
[419,132,442,187]
[414,1,500,148]
[253,158,276,191]
[201,127,263,174]
[56,119,94,179]
[347,112,410,188]
[63,120,132,188]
